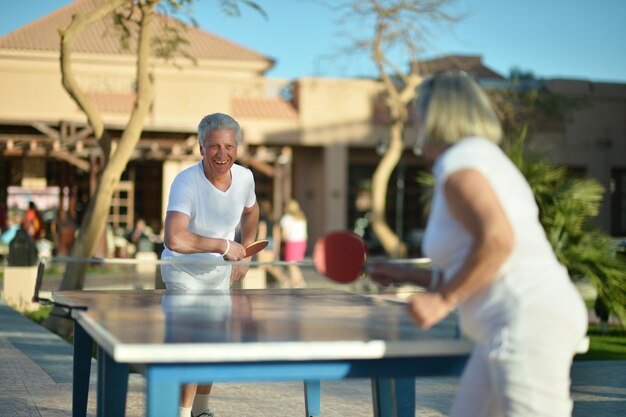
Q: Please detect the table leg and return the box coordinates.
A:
[145,366,181,417]
[97,347,129,417]
[96,348,105,417]
[394,378,415,417]
[303,380,320,416]
[72,322,92,417]
[371,377,415,417]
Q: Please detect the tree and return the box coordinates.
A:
[45,0,263,335]
[323,0,461,257]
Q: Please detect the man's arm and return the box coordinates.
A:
[163,211,246,260]
[239,201,259,249]
[229,201,259,284]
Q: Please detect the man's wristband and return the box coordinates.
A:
[222,239,230,257]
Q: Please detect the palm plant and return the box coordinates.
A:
[504,128,625,324]
[417,128,626,324]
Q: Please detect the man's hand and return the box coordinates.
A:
[229,262,250,286]
[223,241,246,261]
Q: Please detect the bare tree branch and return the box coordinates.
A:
[59,0,126,145]
[319,0,463,256]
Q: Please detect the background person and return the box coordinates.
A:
[125,217,154,254]
[0,213,20,245]
[257,200,279,260]
[279,199,308,287]
[370,73,587,417]
[161,112,259,417]
[35,226,54,259]
[50,209,77,256]
[256,199,288,287]
[0,213,20,260]
[21,201,42,240]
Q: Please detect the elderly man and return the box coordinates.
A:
[161,113,259,417]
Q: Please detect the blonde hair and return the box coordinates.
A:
[415,73,502,151]
[285,199,305,220]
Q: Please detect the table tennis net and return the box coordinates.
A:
[34,256,433,300]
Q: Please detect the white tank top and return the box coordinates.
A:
[422,137,571,321]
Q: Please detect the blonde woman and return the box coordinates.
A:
[370,73,587,417]
[280,199,308,286]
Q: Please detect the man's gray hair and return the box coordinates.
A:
[197,113,242,148]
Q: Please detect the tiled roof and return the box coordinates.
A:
[416,55,505,79]
[232,98,298,120]
[0,0,272,64]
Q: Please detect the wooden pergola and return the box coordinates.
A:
[1,119,293,231]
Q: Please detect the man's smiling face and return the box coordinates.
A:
[200,128,238,181]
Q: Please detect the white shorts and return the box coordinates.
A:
[451,279,587,417]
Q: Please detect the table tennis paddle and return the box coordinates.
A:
[244,239,269,257]
[313,231,367,283]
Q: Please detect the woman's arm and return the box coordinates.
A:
[368,263,432,288]
[407,168,514,328]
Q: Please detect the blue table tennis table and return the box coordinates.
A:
[53,287,471,417]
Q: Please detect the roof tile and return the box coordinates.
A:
[416,55,504,79]
[232,98,298,119]
[0,0,271,63]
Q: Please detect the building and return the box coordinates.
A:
[1,0,624,258]
[539,79,626,236]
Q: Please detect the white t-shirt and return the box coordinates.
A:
[161,162,256,287]
[280,214,308,242]
[422,137,572,332]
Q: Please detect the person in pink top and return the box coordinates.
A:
[280,199,308,286]
[280,199,307,260]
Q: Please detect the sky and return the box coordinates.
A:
[1,0,625,83]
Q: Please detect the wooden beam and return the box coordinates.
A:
[31,121,60,141]
[238,154,275,177]
[50,150,90,172]
[0,134,49,143]
[74,126,94,142]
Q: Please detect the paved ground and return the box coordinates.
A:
[1,297,625,417]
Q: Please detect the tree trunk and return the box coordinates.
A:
[371,121,407,257]
[44,0,156,337]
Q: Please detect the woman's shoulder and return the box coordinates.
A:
[435,137,505,177]
[451,137,502,157]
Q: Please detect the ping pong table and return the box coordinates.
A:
[52,284,471,417]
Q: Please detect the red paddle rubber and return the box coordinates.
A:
[313,231,367,283]
[244,240,269,257]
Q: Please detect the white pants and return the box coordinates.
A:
[451,280,587,417]
[160,262,231,290]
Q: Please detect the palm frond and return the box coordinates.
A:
[504,132,624,324]
[563,231,626,323]
[415,171,434,216]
